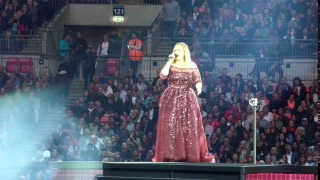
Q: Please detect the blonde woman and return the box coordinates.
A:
[41,66,53,83]
[295,126,306,138]
[153,42,215,163]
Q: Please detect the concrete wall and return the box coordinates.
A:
[68,4,162,26]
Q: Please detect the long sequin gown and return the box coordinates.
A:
[153,66,215,163]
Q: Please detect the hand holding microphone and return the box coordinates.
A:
[167,54,177,64]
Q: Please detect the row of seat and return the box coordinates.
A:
[5,57,33,73]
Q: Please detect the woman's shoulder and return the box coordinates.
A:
[171,62,198,69]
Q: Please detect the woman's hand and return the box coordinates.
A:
[196,83,202,95]
[167,54,175,64]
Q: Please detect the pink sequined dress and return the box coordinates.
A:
[153,66,215,163]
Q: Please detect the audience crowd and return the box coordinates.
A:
[160,0,317,56]
[0,65,55,151]
[28,66,317,165]
[0,0,59,52]
[0,0,56,35]
[0,1,318,178]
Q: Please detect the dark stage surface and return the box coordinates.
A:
[99,162,317,180]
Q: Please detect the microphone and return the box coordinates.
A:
[168,54,178,59]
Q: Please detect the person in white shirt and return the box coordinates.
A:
[262,106,273,121]
[136,75,148,96]
[102,82,113,97]
[203,118,213,139]
[91,135,103,152]
[97,34,109,59]
[125,116,135,132]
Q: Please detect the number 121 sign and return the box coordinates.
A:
[113,6,124,16]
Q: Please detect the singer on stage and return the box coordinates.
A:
[153,42,215,163]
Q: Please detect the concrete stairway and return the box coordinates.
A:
[0,107,66,179]
[22,108,67,161]
[21,35,42,54]
[21,21,49,54]
[118,0,144,4]
[151,41,172,56]
[67,79,85,107]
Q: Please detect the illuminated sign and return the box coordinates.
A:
[113,6,124,16]
[112,5,124,23]
[112,16,124,22]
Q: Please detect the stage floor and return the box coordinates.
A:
[100,162,317,180]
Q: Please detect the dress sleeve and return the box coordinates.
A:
[160,72,168,80]
[192,67,202,84]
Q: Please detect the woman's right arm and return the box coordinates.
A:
[160,56,174,79]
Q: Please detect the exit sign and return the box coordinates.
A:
[112,5,124,22]
[112,16,124,22]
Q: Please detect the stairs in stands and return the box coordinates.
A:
[0,107,66,179]
[152,41,171,56]
[21,107,66,161]
[21,22,49,54]
[67,79,85,107]
[118,0,144,4]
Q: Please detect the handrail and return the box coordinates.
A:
[150,6,163,33]
[144,37,318,42]
[49,31,59,55]
[70,0,163,5]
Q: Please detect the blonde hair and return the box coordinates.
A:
[295,126,305,136]
[172,42,192,63]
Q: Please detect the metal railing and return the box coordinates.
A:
[0,35,42,54]
[83,55,318,83]
[0,54,60,76]
[0,53,316,87]
[146,37,318,58]
[70,0,163,4]
[0,33,316,57]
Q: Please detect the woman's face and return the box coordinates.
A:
[303,28,307,34]
[231,78,236,85]
[173,44,185,60]
[180,18,186,24]
[279,133,284,139]
[202,98,207,104]
[282,127,287,133]
[220,145,225,152]
[293,142,297,149]
[23,4,27,11]
[135,123,140,130]
[232,154,238,161]
[152,86,158,92]
[231,86,235,93]
[216,128,221,134]
[281,155,287,162]
[296,135,302,141]
[84,91,88,96]
[142,135,147,142]
[243,85,248,92]
[104,35,108,41]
